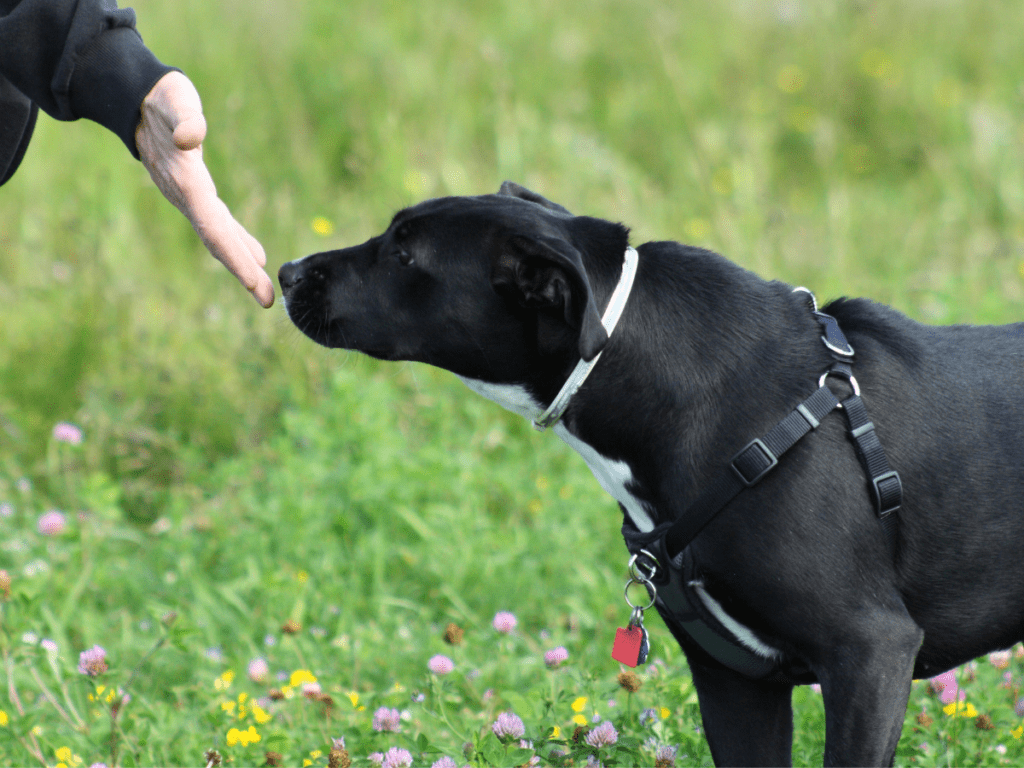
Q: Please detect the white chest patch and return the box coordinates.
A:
[457,377,656,533]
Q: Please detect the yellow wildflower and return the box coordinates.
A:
[943,700,978,718]
[550,725,561,739]
[55,747,82,766]
[303,761,313,767]
[570,696,589,725]
[1012,724,1024,740]
[252,703,272,724]
[220,701,236,714]
[226,725,261,747]
[297,570,309,584]
[0,709,9,726]
[312,217,335,237]
[347,692,360,708]
[310,750,322,759]
[660,706,671,719]
[290,669,317,687]
[215,670,235,691]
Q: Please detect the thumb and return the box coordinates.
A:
[173,113,207,151]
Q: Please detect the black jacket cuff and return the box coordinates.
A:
[68,26,176,159]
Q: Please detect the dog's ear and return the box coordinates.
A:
[492,233,608,361]
[497,181,574,217]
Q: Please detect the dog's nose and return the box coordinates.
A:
[278,261,304,291]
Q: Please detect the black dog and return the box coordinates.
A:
[279,182,1024,766]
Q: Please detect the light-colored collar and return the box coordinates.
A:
[533,246,639,431]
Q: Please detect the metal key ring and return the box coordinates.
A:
[624,577,657,611]
[628,550,659,584]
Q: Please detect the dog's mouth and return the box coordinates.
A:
[283,296,406,361]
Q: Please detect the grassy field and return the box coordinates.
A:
[1,0,1023,765]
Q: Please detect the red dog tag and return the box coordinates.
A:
[611,625,644,667]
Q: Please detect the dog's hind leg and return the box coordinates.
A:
[815,608,924,767]
[689,659,794,767]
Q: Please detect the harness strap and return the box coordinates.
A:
[663,384,841,560]
[840,392,902,552]
[621,293,904,680]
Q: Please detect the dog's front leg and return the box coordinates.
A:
[816,609,923,767]
[689,658,794,767]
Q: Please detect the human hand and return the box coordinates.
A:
[136,71,274,307]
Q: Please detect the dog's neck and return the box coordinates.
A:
[462,242,830,533]
[532,246,639,431]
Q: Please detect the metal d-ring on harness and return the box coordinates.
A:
[617,287,903,677]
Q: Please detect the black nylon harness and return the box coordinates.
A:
[622,289,903,679]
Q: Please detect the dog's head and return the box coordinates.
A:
[279,182,630,385]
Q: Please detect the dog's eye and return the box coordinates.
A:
[395,249,414,267]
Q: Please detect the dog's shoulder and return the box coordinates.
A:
[822,296,927,369]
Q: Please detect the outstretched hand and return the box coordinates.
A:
[136,71,274,308]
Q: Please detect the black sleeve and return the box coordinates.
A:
[0,0,176,184]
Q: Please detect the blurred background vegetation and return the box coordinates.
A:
[0,0,1022,753]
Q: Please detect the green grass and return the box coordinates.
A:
[1,0,1023,764]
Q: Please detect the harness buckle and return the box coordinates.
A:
[730,439,778,487]
[872,470,903,517]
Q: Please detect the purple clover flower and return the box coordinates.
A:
[77,645,108,677]
[493,611,518,634]
[431,757,458,768]
[492,710,525,741]
[544,646,569,668]
[247,657,269,683]
[585,720,619,748]
[37,510,66,536]
[930,669,964,705]
[52,422,83,445]
[655,745,678,766]
[428,654,454,675]
[372,706,402,732]
[381,747,413,768]
[301,682,322,699]
[989,650,1012,669]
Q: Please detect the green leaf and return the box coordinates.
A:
[506,691,535,719]
[479,733,504,766]
[504,747,535,767]
[79,471,122,521]
[264,731,290,754]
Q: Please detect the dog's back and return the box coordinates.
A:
[828,298,1024,673]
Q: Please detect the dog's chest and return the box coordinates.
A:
[457,377,657,533]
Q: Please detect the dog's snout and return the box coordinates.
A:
[278,261,304,291]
